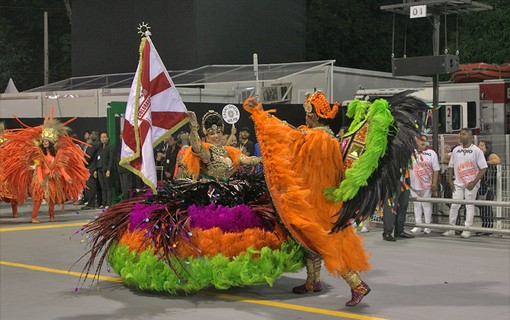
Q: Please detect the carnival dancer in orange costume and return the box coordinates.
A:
[1,111,89,223]
[0,122,19,217]
[75,93,425,300]
[243,91,427,306]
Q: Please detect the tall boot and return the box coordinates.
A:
[49,201,55,222]
[31,199,42,223]
[342,269,371,306]
[11,201,18,218]
[292,256,323,294]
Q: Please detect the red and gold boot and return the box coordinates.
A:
[49,201,55,222]
[292,256,322,294]
[11,201,19,218]
[31,199,42,223]
[342,270,370,306]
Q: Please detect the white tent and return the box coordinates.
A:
[4,78,19,93]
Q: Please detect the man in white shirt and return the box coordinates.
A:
[410,135,440,234]
[443,128,487,238]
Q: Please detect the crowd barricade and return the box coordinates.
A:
[369,163,510,236]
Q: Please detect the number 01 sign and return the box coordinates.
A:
[410,5,427,18]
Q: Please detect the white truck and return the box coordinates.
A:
[349,78,510,135]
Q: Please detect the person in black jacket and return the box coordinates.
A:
[96,132,114,208]
[237,127,255,156]
[81,131,102,209]
[116,131,135,199]
[382,177,415,242]
[476,140,501,235]
[163,134,180,180]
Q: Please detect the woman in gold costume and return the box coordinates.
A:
[77,110,305,294]
[77,92,426,303]
[183,110,261,181]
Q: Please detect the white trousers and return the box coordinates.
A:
[411,189,432,224]
[449,185,480,227]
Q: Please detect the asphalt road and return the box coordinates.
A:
[1,201,509,320]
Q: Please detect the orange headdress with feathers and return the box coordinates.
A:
[303,91,339,119]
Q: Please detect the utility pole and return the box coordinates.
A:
[432,11,440,154]
[44,11,49,85]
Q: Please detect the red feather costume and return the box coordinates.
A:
[1,114,89,223]
[0,123,19,217]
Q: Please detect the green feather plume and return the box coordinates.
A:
[325,99,394,202]
[107,240,304,294]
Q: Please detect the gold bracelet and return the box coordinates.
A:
[189,133,200,142]
[191,146,202,156]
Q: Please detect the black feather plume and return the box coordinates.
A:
[331,93,428,232]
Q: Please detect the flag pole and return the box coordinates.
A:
[119,23,190,193]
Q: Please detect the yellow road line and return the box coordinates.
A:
[0,222,88,232]
[0,259,386,320]
[202,292,386,320]
[0,260,122,282]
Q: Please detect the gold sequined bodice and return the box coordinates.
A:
[203,145,235,180]
[340,121,368,169]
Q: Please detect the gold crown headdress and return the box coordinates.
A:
[201,110,224,134]
[10,106,76,145]
[41,119,67,143]
[40,108,71,143]
[303,91,339,119]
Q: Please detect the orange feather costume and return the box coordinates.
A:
[243,91,428,306]
[1,113,89,221]
[0,123,18,217]
[244,100,370,277]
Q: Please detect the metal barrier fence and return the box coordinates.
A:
[369,163,510,235]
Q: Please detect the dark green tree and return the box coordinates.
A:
[306,0,508,71]
[0,0,70,92]
[455,0,510,64]
[0,0,506,92]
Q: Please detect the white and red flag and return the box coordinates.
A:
[120,34,188,192]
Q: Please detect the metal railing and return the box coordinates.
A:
[409,196,510,235]
[369,163,510,236]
